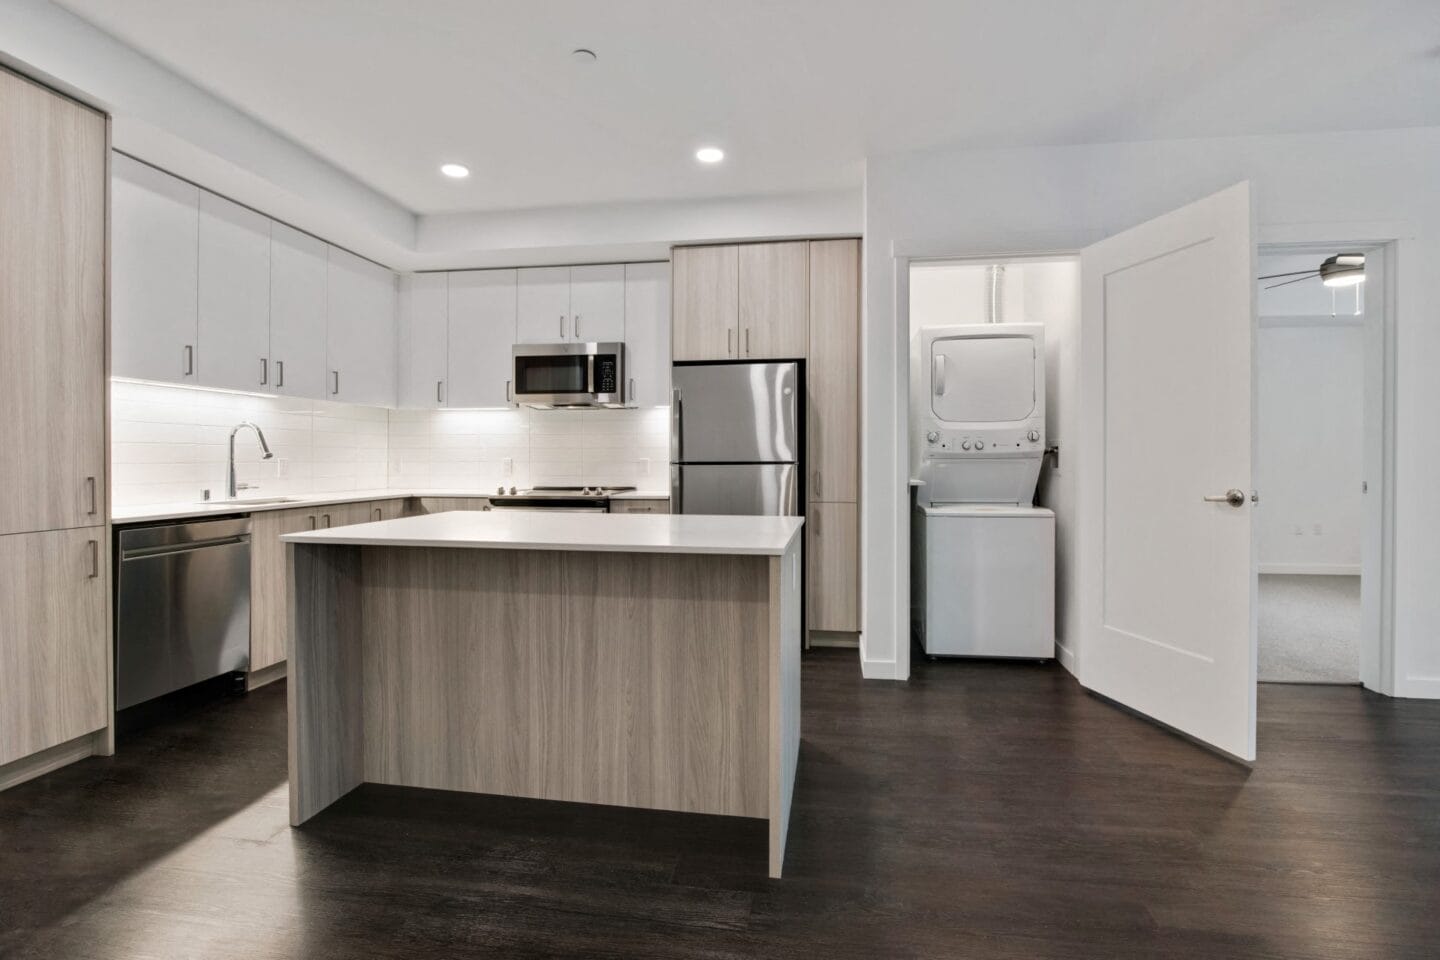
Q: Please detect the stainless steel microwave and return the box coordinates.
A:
[511,342,626,408]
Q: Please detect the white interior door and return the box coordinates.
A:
[1078,182,1257,761]
[1358,246,1386,693]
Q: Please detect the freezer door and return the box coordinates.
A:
[672,464,799,516]
[672,362,798,463]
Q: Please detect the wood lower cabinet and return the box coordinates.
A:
[407,497,492,515]
[609,498,670,514]
[250,499,407,672]
[807,502,859,632]
[0,527,108,766]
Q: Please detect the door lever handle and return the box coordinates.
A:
[1203,489,1246,507]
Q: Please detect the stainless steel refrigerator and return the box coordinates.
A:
[671,361,801,515]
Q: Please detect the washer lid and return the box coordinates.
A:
[918,503,1055,518]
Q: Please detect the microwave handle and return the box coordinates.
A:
[586,354,596,394]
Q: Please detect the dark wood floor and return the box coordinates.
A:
[2,652,1438,960]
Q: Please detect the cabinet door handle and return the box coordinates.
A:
[276,360,285,388]
[628,378,635,406]
[505,379,513,403]
[183,344,194,376]
[322,513,331,528]
[373,507,382,521]
[574,314,581,339]
[436,380,444,404]
[727,328,734,356]
[331,370,340,395]
[745,327,751,356]
[260,357,268,385]
[813,510,820,538]
[308,515,317,530]
[813,470,821,498]
[87,539,99,578]
[86,476,97,515]
[559,315,565,338]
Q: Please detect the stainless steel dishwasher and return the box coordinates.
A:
[115,517,252,710]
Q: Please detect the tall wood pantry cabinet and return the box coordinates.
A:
[670,238,862,640]
[0,67,112,785]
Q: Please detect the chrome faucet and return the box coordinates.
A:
[228,421,274,499]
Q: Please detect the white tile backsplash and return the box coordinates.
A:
[112,380,672,507]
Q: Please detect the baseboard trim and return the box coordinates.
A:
[0,732,98,792]
[1055,637,1077,677]
[809,631,859,649]
[860,656,903,681]
[1258,563,1361,576]
[246,660,287,691]
[1396,675,1440,700]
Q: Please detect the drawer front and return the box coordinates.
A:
[610,499,670,515]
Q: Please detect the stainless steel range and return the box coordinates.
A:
[488,485,638,513]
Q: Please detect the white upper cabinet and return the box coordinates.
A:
[570,264,626,342]
[398,273,449,409]
[111,155,199,383]
[448,269,517,408]
[198,192,271,392]
[268,222,330,400]
[624,262,670,407]
[516,266,572,343]
[326,246,397,407]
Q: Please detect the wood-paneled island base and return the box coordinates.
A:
[282,511,803,877]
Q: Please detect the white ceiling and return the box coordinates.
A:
[57,0,1440,215]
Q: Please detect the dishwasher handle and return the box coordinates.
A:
[120,535,250,561]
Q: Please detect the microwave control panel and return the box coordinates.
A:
[595,356,619,394]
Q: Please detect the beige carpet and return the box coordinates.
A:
[1258,574,1361,684]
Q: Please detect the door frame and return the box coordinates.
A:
[1256,234,1400,696]
[893,228,1404,698]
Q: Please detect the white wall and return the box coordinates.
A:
[112,381,389,507]
[388,406,670,494]
[112,381,671,507]
[863,126,1440,698]
[1256,322,1365,574]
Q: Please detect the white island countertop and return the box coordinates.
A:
[281,510,804,557]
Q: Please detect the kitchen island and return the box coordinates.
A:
[282,510,803,877]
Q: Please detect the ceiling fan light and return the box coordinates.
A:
[1320,253,1365,287]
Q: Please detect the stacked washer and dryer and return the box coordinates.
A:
[912,322,1055,659]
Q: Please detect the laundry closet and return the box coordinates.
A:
[908,259,1080,662]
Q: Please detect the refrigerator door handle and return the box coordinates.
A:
[671,387,683,463]
[670,464,682,514]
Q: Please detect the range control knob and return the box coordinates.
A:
[926,431,939,443]
[961,440,972,451]
[1027,429,1041,442]
[974,440,985,451]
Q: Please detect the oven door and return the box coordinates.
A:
[511,342,625,407]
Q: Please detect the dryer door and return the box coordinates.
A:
[930,335,1037,423]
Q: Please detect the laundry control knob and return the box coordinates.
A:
[926,431,939,443]
[974,440,985,451]
[961,440,972,451]
[1027,429,1041,442]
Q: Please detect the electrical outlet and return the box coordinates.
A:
[275,458,289,479]
[503,457,514,477]
[639,457,651,475]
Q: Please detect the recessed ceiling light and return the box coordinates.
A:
[695,146,724,164]
[440,163,470,179]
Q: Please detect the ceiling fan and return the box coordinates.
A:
[1259,253,1365,290]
